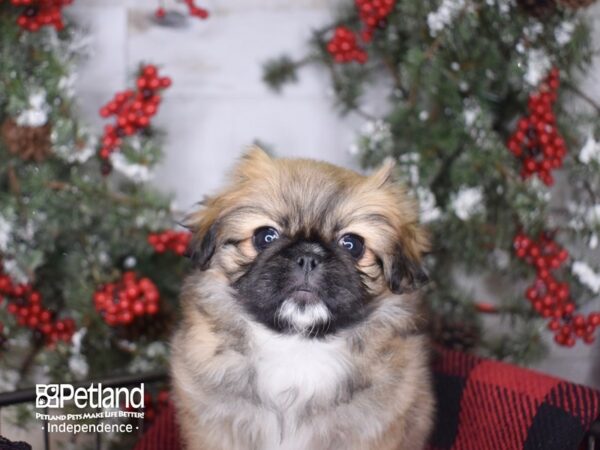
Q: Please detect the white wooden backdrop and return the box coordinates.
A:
[69,0,600,388]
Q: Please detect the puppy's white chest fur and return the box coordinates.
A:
[250,324,351,449]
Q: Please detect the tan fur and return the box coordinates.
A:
[171,147,434,450]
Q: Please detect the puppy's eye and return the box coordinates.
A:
[253,227,280,251]
[338,234,364,259]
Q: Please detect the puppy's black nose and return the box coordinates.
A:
[296,254,320,273]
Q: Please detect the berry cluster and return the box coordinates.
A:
[326,1,396,63]
[507,68,566,186]
[327,27,368,64]
[355,0,396,42]
[0,266,75,346]
[93,272,160,326]
[147,230,191,256]
[513,232,599,346]
[10,0,72,32]
[98,65,172,167]
[154,0,209,20]
[184,0,209,19]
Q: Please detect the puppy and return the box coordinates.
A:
[170,147,434,450]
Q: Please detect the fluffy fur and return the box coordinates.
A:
[170,147,434,450]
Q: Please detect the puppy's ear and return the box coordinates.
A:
[231,145,274,182]
[367,157,396,188]
[387,247,429,294]
[243,145,272,163]
[185,147,272,269]
[184,203,220,270]
[385,226,429,294]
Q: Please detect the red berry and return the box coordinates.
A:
[573,315,586,329]
[40,310,52,323]
[590,313,600,327]
[121,311,133,324]
[146,290,159,303]
[118,299,131,311]
[133,301,145,315]
[126,286,139,300]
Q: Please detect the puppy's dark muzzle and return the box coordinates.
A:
[296,254,321,273]
[288,242,326,286]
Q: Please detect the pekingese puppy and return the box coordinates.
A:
[170,147,434,450]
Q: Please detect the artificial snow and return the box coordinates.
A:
[398,152,421,186]
[362,119,392,144]
[417,187,441,223]
[579,135,600,165]
[54,141,95,164]
[523,22,544,40]
[354,119,393,155]
[2,258,28,284]
[524,49,551,87]
[463,104,481,127]
[0,215,11,251]
[16,90,49,127]
[123,256,137,268]
[555,21,575,47]
[590,234,598,250]
[427,0,465,36]
[588,205,600,225]
[572,261,600,294]
[110,152,152,183]
[68,328,89,378]
[451,186,484,220]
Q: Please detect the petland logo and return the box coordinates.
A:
[36,383,144,409]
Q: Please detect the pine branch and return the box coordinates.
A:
[583,179,599,205]
[320,52,377,120]
[45,179,158,208]
[380,57,407,98]
[7,165,20,196]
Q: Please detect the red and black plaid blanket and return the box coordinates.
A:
[427,348,599,450]
[1,349,595,449]
[133,348,600,450]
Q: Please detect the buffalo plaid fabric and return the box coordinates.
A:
[426,348,599,450]
[134,348,600,450]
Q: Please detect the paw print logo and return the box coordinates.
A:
[36,384,60,408]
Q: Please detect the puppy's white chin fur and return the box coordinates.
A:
[277,298,330,334]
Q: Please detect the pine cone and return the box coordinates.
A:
[1,118,52,162]
[517,0,557,15]
[432,317,480,351]
[557,0,597,8]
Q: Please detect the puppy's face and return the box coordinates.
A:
[187,148,428,337]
